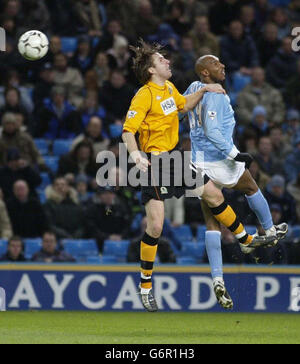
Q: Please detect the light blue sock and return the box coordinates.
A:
[245,189,273,230]
[205,231,223,280]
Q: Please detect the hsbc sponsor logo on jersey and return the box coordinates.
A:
[160,97,177,115]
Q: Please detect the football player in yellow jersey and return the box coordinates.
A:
[122,40,276,312]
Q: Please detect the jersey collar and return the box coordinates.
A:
[147,81,166,90]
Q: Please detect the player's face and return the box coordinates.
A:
[205,57,225,82]
[151,53,172,80]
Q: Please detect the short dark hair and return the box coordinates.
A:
[130,39,164,85]
[8,236,24,250]
[42,230,57,240]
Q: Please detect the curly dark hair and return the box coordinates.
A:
[130,39,165,85]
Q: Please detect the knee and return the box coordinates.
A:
[204,190,224,208]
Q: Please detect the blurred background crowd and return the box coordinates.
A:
[0,0,300,265]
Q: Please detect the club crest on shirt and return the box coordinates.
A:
[208,110,217,120]
[160,97,177,115]
[168,86,173,95]
[127,110,137,119]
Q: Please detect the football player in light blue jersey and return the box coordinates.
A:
[184,55,288,309]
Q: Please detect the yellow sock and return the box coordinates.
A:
[140,233,158,290]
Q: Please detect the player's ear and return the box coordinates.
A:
[148,66,155,75]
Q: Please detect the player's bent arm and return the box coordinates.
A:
[122,131,150,172]
[182,84,225,113]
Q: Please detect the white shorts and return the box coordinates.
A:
[201,159,246,189]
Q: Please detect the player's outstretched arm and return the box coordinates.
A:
[182,83,225,113]
[122,132,150,172]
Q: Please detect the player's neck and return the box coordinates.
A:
[150,75,167,87]
[200,77,214,84]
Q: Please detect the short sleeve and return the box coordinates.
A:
[123,87,152,135]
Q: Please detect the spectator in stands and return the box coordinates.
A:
[70,0,102,37]
[220,20,259,77]
[71,116,109,157]
[285,135,300,182]
[57,139,98,183]
[0,87,30,128]
[165,0,191,36]
[133,0,160,39]
[266,36,298,90]
[127,216,176,263]
[173,35,197,74]
[0,236,26,262]
[256,22,281,67]
[269,126,292,165]
[255,136,284,177]
[34,86,81,140]
[107,35,131,75]
[78,91,106,130]
[270,6,291,40]
[44,177,85,239]
[284,109,300,146]
[17,0,50,35]
[0,196,13,239]
[0,148,41,199]
[248,105,270,138]
[32,63,55,108]
[284,59,300,109]
[75,174,90,205]
[209,0,241,35]
[249,159,270,192]
[70,35,94,75]
[0,111,46,168]
[99,69,135,125]
[53,52,84,107]
[85,185,131,250]
[236,67,285,125]
[6,180,48,237]
[31,230,75,263]
[287,164,300,221]
[264,174,297,225]
[188,15,219,57]
[239,4,259,38]
[0,69,34,114]
[105,2,137,40]
[93,52,111,88]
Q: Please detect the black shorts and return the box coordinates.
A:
[141,149,210,205]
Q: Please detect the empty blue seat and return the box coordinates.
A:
[109,124,123,138]
[37,189,47,204]
[0,239,8,256]
[232,72,251,93]
[197,225,206,241]
[62,239,98,261]
[102,255,118,264]
[177,256,197,265]
[44,156,59,173]
[53,140,73,156]
[103,240,130,262]
[180,241,206,261]
[40,172,51,189]
[61,37,78,54]
[86,256,101,264]
[34,139,49,155]
[173,225,193,241]
[24,238,42,259]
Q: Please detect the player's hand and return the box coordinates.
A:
[204,83,226,95]
[130,151,150,172]
[234,153,253,169]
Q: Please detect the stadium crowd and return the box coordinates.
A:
[0,0,300,265]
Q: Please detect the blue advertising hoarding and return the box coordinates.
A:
[0,264,300,312]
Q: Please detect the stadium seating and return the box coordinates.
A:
[61,37,78,54]
[232,72,251,93]
[52,140,73,156]
[86,256,102,264]
[196,225,206,241]
[0,239,8,256]
[43,156,59,173]
[34,139,49,155]
[109,124,123,138]
[24,238,43,260]
[62,239,99,262]
[245,225,257,235]
[180,241,206,262]
[40,172,51,189]
[173,225,193,241]
[102,255,119,264]
[37,189,47,204]
[103,240,130,263]
[177,256,197,265]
